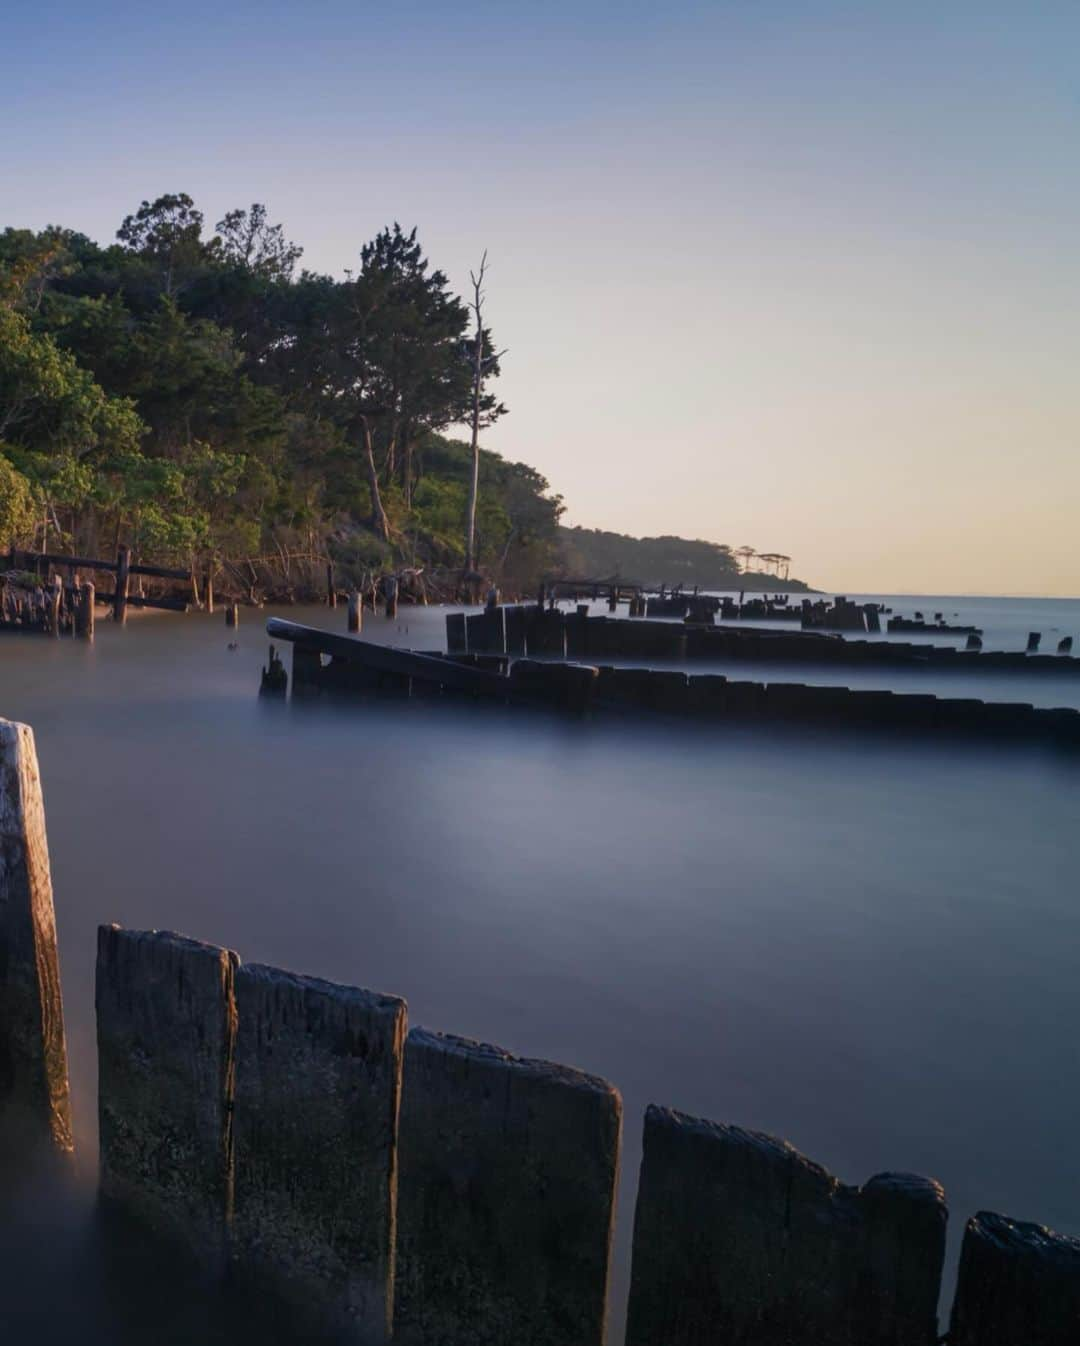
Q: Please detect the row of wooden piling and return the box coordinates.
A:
[2,716,1079,1344]
[1,576,96,638]
[454,606,1080,675]
[279,623,1080,744]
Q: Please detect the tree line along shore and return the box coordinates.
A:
[0,196,807,603]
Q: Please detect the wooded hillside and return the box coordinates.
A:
[559,527,811,592]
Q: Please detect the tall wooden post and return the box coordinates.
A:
[0,719,74,1173]
[49,575,62,637]
[113,544,130,625]
[205,563,215,615]
[347,590,362,634]
[326,563,337,609]
[385,577,398,620]
[225,604,239,629]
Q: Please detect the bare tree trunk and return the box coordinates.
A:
[361,414,391,542]
[465,252,487,576]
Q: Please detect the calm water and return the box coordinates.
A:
[2,598,1078,1342]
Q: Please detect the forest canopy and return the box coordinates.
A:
[0,196,559,593]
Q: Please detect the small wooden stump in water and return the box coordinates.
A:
[260,645,288,698]
[76,581,95,640]
[385,577,398,620]
[225,603,239,629]
[347,590,362,634]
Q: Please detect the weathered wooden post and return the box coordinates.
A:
[485,586,500,611]
[96,926,238,1273]
[0,720,74,1175]
[625,1105,947,1346]
[445,612,467,653]
[49,574,62,637]
[347,589,362,634]
[113,544,130,625]
[949,1210,1080,1345]
[327,562,337,608]
[205,563,215,615]
[1059,636,1073,654]
[225,603,239,629]
[394,1028,622,1346]
[1027,631,1041,652]
[259,645,288,698]
[232,964,407,1342]
[385,576,398,619]
[75,580,95,640]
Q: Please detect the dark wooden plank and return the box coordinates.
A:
[128,561,193,581]
[8,548,117,574]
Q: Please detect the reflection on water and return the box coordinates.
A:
[1,603,1078,1342]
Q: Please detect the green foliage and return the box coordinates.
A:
[0,197,562,585]
[0,450,39,547]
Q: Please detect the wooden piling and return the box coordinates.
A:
[205,564,215,615]
[626,1106,947,1346]
[385,577,398,620]
[113,544,130,625]
[76,581,95,640]
[96,926,238,1274]
[0,719,74,1174]
[327,562,337,609]
[49,575,62,637]
[259,645,288,698]
[1027,631,1041,652]
[225,603,239,629]
[949,1210,1080,1345]
[394,1028,621,1346]
[347,589,362,634]
[445,613,467,653]
[232,965,406,1342]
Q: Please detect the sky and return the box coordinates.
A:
[3,1,1079,595]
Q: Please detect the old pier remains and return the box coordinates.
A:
[6,718,1080,1342]
[269,613,1080,745]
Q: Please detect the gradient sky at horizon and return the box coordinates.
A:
[4,1,1079,595]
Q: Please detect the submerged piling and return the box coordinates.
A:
[0,720,73,1173]
[394,1028,622,1346]
[347,589,362,634]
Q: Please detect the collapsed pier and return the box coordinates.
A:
[266,613,1080,745]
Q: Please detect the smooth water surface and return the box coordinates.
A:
[1,600,1077,1342]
